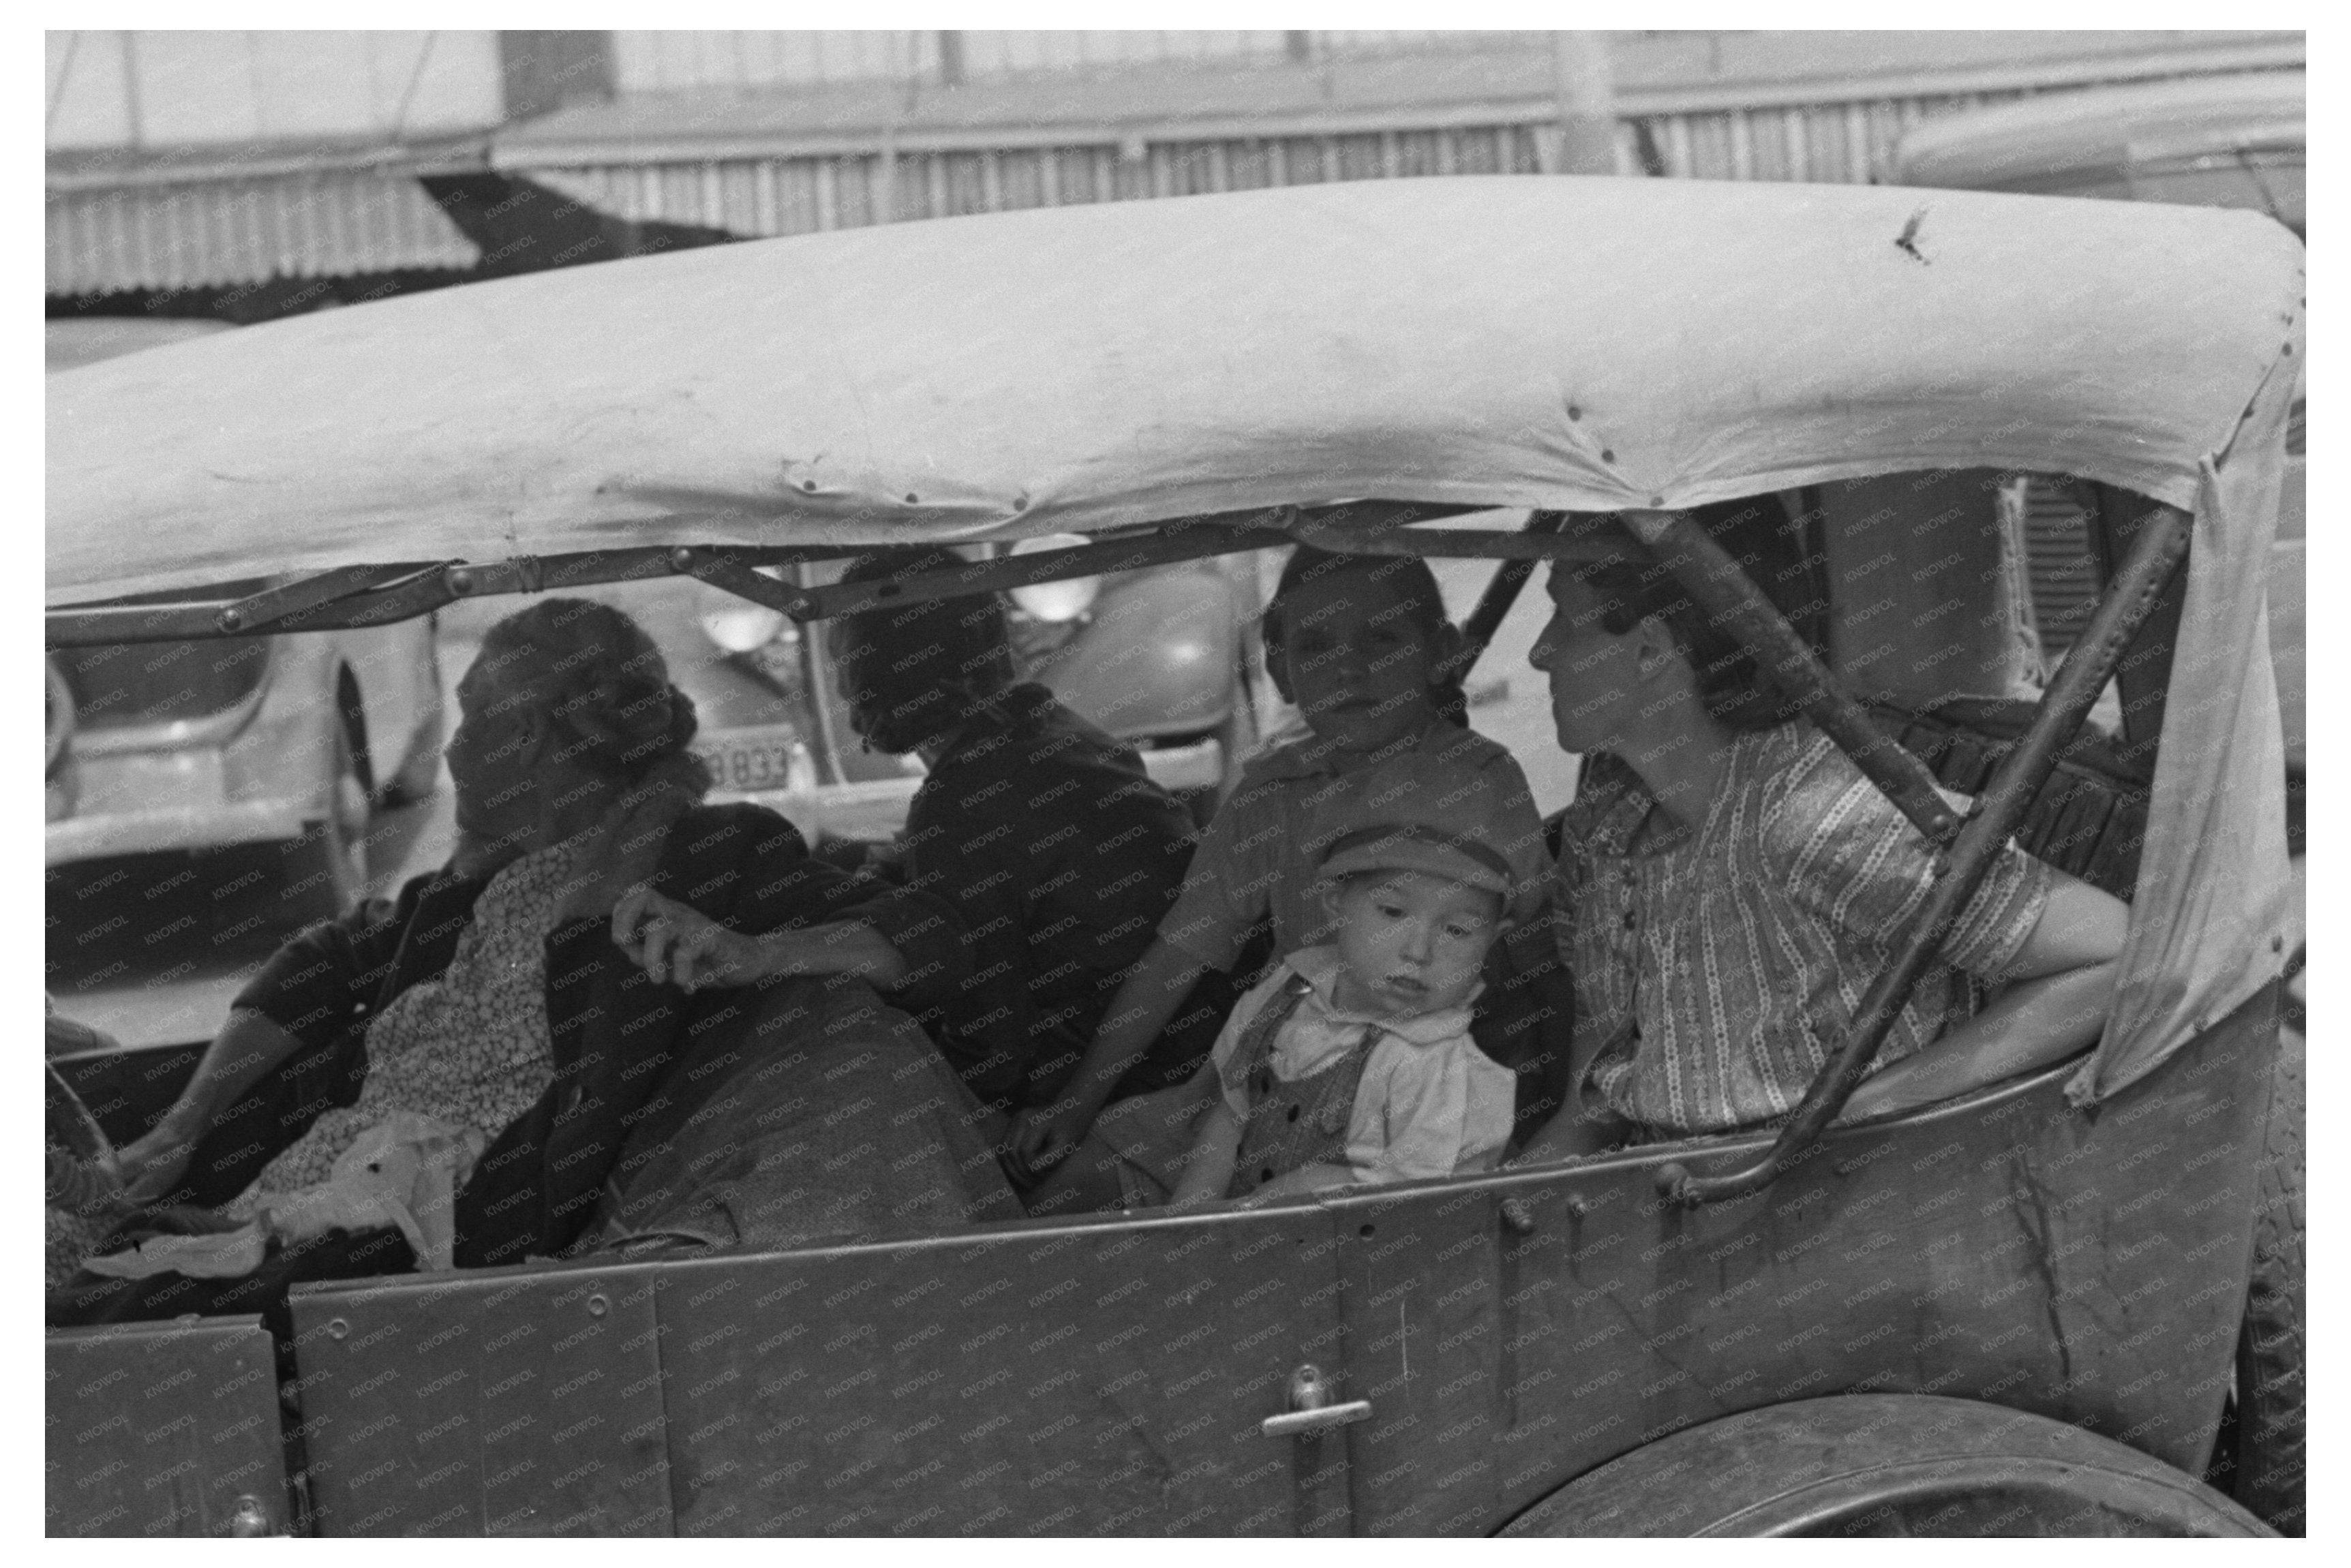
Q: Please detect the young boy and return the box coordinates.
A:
[1166,752,1526,1205]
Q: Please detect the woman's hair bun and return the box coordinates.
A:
[481,599,714,796]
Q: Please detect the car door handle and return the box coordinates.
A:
[1261,1363,1372,1439]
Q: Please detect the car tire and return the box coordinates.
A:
[1502,1395,2270,1537]
[289,720,370,923]
[378,700,446,808]
[2226,1009,2305,1534]
[376,637,446,808]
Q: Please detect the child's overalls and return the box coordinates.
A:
[1219,973,1382,1198]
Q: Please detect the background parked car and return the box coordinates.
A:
[1887,68,2305,857]
[671,543,1273,842]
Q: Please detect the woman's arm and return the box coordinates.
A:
[1168,1101,1244,1208]
[613,887,909,991]
[1010,938,1214,1172]
[111,1009,308,1201]
[1843,874,2127,1122]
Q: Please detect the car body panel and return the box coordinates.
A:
[247,982,2274,1536]
[46,1315,288,1537]
[292,1203,1354,1536]
[1325,985,2274,1533]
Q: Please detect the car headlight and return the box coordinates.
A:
[696,576,792,654]
[1007,534,1100,623]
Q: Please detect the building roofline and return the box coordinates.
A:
[46,134,491,193]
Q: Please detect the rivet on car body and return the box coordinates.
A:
[327,1319,348,1340]
[1566,404,1582,420]
[588,1293,609,1317]
[1601,449,1616,463]
[1500,1197,1537,1235]
[669,547,695,571]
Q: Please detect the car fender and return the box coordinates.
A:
[1039,565,1239,741]
[1496,1394,2268,1536]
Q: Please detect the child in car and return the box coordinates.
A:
[1168,761,1524,1203]
[1010,546,1549,1199]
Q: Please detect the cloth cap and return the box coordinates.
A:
[1307,746,1534,899]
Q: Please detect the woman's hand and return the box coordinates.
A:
[112,1113,202,1205]
[611,887,774,992]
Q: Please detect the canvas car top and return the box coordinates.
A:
[48,174,2300,606]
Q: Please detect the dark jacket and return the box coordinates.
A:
[196,801,965,1269]
[888,683,1197,1111]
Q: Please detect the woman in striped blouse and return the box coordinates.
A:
[1523,508,2127,1150]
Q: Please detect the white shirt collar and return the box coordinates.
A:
[1284,945,1480,1045]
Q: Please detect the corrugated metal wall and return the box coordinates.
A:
[46,172,479,294]
[609,30,1470,92]
[517,89,2032,239]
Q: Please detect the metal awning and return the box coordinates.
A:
[46,142,487,296]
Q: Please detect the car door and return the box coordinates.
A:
[292,1203,1361,1536]
[648,1207,1359,1535]
[48,1316,288,1537]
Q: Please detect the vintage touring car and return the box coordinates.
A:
[46,174,2302,1536]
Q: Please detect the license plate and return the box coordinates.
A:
[695,729,810,795]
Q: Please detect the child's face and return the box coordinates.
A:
[1325,870,1502,1017]
[1275,568,1447,752]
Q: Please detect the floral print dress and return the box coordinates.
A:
[238,840,576,1207]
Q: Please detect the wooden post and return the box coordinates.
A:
[1550,31,1618,176]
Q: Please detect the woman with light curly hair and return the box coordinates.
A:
[55,599,966,1325]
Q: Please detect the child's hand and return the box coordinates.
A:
[1010,1100,1093,1176]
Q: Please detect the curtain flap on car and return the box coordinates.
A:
[2076,354,2298,1105]
[48,177,2302,607]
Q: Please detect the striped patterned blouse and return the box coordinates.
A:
[1556,720,2052,1136]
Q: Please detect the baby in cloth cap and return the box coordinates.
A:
[1167,746,1530,1205]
